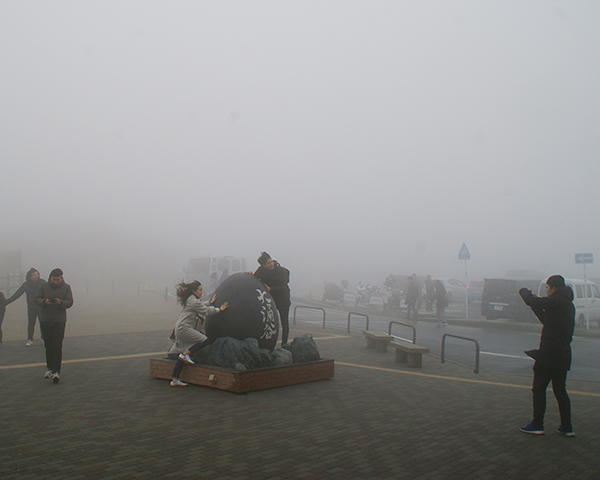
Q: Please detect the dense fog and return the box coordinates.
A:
[2,1,599,295]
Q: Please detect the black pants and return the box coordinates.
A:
[532,362,571,429]
[171,340,208,379]
[27,306,42,341]
[40,322,66,374]
[278,304,290,345]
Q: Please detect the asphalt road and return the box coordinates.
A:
[293,299,600,382]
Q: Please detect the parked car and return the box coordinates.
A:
[467,280,484,303]
[481,278,541,322]
[537,278,600,327]
[437,278,467,302]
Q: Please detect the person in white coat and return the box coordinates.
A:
[169,280,228,387]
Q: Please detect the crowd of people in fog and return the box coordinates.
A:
[0,256,576,437]
[0,267,73,383]
[0,250,292,389]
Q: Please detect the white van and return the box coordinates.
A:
[185,256,247,298]
[537,278,600,327]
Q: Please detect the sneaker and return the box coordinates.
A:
[179,353,195,365]
[25,339,33,347]
[44,370,53,378]
[556,426,575,437]
[170,379,188,387]
[520,423,544,435]
[51,373,60,384]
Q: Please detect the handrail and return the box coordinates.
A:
[387,321,416,344]
[293,305,326,329]
[441,333,480,374]
[347,312,369,333]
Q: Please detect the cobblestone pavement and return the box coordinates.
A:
[1,322,599,479]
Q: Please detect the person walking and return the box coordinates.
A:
[431,280,449,325]
[34,268,73,383]
[404,275,419,320]
[518,275,575,436]
[424,275,435,311]
[254,252,291,345]
[6,268,46,346]
[169,280,228,387]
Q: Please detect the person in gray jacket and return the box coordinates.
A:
[169,280,228,387]
[6,267,46,346]
[34,268,74,383]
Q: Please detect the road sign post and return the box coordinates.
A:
[458,243,471,319]
[575,253,594,329]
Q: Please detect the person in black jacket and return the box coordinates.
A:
[431,280,449,325]
[0,290,6,347]
[6,268,46,346]
[35,268,74,384]
[518,275,575,436]
[254,252,291,345]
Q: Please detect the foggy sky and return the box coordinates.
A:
[1,1,599,291]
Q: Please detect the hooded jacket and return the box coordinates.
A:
[519,286,575,370]
[254,261,291,309]
[35,280,74,324]
[7,278,46,307]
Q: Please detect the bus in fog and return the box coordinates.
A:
[184,256,247,297]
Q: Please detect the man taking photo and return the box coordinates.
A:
[518,275,575,437]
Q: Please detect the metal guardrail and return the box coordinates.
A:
[293,305,326,329]
[441,333,480,374]
[387,321,416,344]
[347,312,369,333]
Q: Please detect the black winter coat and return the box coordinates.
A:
[254,262,291,309]
[0,291,6,316]
[35,280,74,324]
[7,279,46,307]
[519,286,574,370]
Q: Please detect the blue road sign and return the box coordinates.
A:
[575,253,593,264]
[458,243,470,260]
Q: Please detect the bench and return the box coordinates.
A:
[363,330,393,353]
[391,339,429,368]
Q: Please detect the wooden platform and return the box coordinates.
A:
[150,357,335,393]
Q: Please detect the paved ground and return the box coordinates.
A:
[1,319,599,479]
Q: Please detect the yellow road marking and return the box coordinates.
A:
[336,361,600,397]
[3,350,599,399]
[0,351,165,370]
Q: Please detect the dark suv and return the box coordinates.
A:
[481,278,542,322]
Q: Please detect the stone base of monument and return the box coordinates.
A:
[150,357,335,393]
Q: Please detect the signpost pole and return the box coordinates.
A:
[575,253,594,330]
[464,259,469,320]
[584,262,589,330]
[458,243,471,320]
